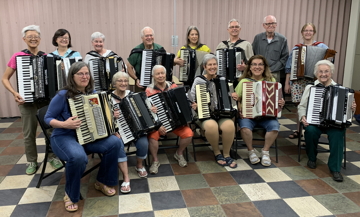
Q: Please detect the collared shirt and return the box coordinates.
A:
[51,48,82,59]
[252,32,289,72]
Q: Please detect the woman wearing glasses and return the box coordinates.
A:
[44,62,119,212]
[233,55,285,167]
[50,29,82,58]
[284,23,329,139]
[84,31,117,63]
[110,71,149,194]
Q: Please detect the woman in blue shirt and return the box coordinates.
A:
[50,29,82,58]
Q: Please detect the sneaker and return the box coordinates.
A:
[48,157,63,169]
[174,152,187,167]
[261,149,271,166]
[248,149,260,164]
[149,161,160,174]
[26,162,38,175]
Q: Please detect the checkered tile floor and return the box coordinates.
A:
[1,104,360,217]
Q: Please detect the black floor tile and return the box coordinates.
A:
[10,202,51,217]
[230,170,265,184]
[150,190,186,210]
[0,189,26,206]
[268,181,310,198]
[254,199,298,217]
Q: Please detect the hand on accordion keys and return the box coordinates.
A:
[64,116,82,129]
[150,106,157,114]
[191,102,197,111]
[301,116,309,127]
[278,98,285,108]
[14,92,25,105]
[236,60,246,71]
[158,126,167,136]
[231,92,239,101]
[113,110,120,119]
[352,101,357,113]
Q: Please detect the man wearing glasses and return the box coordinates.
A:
[216,19,254,81]
[252,15,289,82]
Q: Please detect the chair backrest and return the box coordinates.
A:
[36,105,52,142]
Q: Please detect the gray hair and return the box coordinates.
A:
[91,32,105,41]
[202,54,218,66]
[228,19,241,28]
[112,71,129,85]
[151,65,166,84]
[263,15,277,23]
[22,25,41,37]
[141,26,155,38]
[314,60,335,77]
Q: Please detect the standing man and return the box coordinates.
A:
[216,18,254,72]
[252,15,289,82]
[127,26,166,92]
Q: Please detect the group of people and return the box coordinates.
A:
[1,14,355,212]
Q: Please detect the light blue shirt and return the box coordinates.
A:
[51,48,82,59]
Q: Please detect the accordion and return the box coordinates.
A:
[290,45,336,81]
[306,85,354,128]
[16,55,48,102]
[46,55,82,98]
[88,56,126,91]
[140,50,175,86]
[68,92,116,145]
[241,81,282,119]
[149,86,193,132]
[195,77,237,120]
[216,48,247,82]
[118,92,161,141]
[179,49,209,85]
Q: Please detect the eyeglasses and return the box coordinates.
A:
[264,22,277,26]
[303,30,314,33]
[144,34,153,38]
[75,72,90,77]
[318,70,330,74]
[59,36,69,40]
[116,79,129,83]
[26,35,40,39]
[229,26,240,29]
[251,63,264,67]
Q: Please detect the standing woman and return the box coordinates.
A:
[1,25,62,175]
[44,62,119,212]
[110,71,149,193]
[284,23,329,139]
[174,26,211,66]
[50,29,82,58]
[84,32,117,63]
[233,55,285,166]
[189,54,237,168]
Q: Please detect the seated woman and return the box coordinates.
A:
[174,25,211,66]
[84,31,117,63]
[189,54,237,168]
[298,60,356,182]
[44,62,119,212]
[145,65,193,174]
[110,71,149,193]
[50,29,82,58]
[233,55,285,167]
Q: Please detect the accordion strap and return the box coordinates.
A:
[21,49,45,56]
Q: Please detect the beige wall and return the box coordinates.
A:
[351,0,360,90]
[0,0,353,117]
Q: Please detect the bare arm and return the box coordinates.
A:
[126,62,143,88]
[2,66,24,104]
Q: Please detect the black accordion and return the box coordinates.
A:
[118,92,161,140]
[179,49,209,85]
[306,85,354,128]
[148,86,193,132]
[195,76,237,120]
[216,48,247,82]
[46,55,82,98]
[16,55,47,102]
[140,49,175,86]
[68,92,116,145]
[88,56,126,91]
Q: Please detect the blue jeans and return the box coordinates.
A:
[51,134,120,203]
[238,118,279,132]
[118,136,148,162]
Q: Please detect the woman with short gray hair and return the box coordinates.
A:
[84,31,117,63]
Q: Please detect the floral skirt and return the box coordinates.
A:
[291,78,314,103]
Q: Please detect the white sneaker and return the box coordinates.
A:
[248,149,260,164]
[261,149,271,166]
[149,161,160,174]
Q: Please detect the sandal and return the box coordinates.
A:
[63,193,78,212]
[120,182,131,194]
[215,154,227,166]
[225,157,238,169]
[94,182,116,196]
[135,166,148,178]
[288,131,299,139]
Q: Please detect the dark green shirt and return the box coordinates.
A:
[127,43,164,78]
